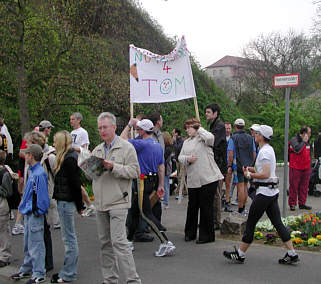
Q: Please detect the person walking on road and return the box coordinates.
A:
[92,112,141,284]
[223,125,299,265]
[179,118,223,244]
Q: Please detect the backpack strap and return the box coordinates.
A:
[44,158,54,179]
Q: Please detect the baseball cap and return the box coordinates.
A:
[39,120,54,128]
[136,119,154,131]
[21,144,43,158]
[250,124,260,131]
[257,125,273,139]
[234,118,245,126]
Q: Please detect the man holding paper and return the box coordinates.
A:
[91,112,141,284]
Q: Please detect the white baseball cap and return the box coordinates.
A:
[250,124,260,131]
[136,119,154,131]
[257,125,273,139]
[234,118,245,126]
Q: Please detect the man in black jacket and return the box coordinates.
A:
[205,103,227,229]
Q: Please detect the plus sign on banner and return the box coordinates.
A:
[129,36,196,103]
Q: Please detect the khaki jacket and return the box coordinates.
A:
[178,127,223,188]
[92,136,140,211]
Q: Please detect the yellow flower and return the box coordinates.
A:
[292,237,303,244]
[290,234,295,239]
[316,235,321,240]
[308,238,318,245]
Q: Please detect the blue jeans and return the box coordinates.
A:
[164,176,170,206]
[19,214,46,278]
[57,201,78,281]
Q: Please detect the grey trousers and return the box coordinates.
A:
[213,180,222,225]
[0,213,11,262]
[96,209,141,284]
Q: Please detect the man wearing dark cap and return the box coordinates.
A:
[121,119,176,257]
[11,144,50,283]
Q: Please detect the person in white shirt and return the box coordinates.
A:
[0,116,13,157]
[223,125,299,265]
[70,112,94,216]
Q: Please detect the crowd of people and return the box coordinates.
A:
[0,104,318,283]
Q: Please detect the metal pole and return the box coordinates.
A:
[283,87,291,217]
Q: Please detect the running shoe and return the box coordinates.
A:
[11,272,31,280]
[12,223,24,235]
[231,200,239,206]
[26,277,45,284]
[128,241,135,251]
[154,241,176,257]
[81,205,95,217]
[223,246,245,263]
[278,253,299,264]
[53,223,61,230]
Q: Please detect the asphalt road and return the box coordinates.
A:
[1,166,321,284]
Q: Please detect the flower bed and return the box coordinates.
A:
[255,212,321,250]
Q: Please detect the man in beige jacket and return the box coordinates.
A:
[92,112,141,284]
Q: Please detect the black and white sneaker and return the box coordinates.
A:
[11,272,31,280]
[278,253,299,264]
[223,246,245,263]
[26,277,45,284]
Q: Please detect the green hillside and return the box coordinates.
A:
[0,0,243,154]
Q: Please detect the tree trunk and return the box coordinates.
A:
[17,41,30,137]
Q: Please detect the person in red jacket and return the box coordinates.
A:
[288,126,312,211]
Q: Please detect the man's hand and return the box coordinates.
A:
[188,155,197,163]
[129,118,139,128]
[157,186,165,198]
[102,160,114,170]
[227,167,232,174]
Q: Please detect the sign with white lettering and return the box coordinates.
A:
[273,73,299,88]
[129,36,196,103]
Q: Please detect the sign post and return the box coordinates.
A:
[273,73,299,217]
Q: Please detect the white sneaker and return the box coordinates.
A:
[9,211,15,220]
[12,224,24,235]
[231,200,239,206]
[53,223,61,230]
[81,205,95,217]
[128,241,135,251]
[154,241,176,257]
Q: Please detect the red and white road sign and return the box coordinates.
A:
[273,73,299,87]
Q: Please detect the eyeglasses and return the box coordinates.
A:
[98,125,113,131]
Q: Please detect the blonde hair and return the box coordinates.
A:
[163,131,173,146]
[29,131,46,148]
[54,130,72,173]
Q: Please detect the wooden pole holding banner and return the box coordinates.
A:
[193,97,200,121]
[130,102,134,138]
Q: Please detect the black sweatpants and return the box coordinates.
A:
[127,177,167,243]
[242,193,290,244]
[185,181,217,242]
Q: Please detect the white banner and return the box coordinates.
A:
[129,36,196,103]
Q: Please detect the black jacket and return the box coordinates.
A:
[209,118,227,174]
[53,150,83,211]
